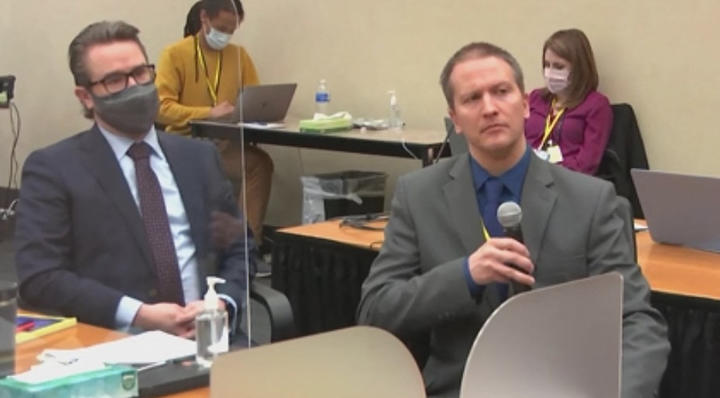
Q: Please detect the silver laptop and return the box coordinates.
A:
[631,168,720,252]
[223,83,296,123]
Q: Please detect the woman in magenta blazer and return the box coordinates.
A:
[524,28,613,175]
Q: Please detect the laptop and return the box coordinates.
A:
[222,83,297,123]
[631,168,720,252]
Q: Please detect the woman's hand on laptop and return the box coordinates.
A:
[209,101,234,119]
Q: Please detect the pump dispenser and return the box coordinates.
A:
[387,90,403,131]
[195,276,229,367]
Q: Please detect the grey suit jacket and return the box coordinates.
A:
[15,126,253,329]
[357,153,669,398]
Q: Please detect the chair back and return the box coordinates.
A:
[211,326,426,398]
[596,103,649,218]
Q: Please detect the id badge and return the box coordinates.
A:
[534,148,550,161]
[547,145,564,163]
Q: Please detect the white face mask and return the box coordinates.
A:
[205,27,232,50]
[544,68,570,94]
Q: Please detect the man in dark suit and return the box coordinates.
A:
[357,42,669,397]
[14,20,253,338]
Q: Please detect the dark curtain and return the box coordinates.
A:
[271,232,375,336]
[653,293,720,398]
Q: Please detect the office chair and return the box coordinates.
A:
[249,281,295,342]
[596,103,649,218]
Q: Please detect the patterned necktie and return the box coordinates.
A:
[483,178,508,301]
[127,142,185,305]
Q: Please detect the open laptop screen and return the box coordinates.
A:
[631,168,720,252]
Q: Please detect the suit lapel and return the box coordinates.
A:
[78,126,154,270]
[443,154,486,254]
[520,154,557,265]
[158,132,206,259]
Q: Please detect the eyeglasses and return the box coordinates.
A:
[88,64,156,94]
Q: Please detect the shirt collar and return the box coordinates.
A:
[97,124,165,162]
[469,145,531,200]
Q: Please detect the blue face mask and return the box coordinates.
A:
[205,27,232,50]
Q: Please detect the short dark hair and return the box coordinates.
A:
[541,28,598,109]
[68,20,147,87]
[68,21,147,118]
[439,42,525,109]
[201,0,244,19]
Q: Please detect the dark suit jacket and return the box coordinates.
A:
[357,153,669,398]
[15,125,252,329]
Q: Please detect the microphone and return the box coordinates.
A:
[497,201,532,296]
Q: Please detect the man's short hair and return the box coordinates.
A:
[68,21,148,118]
[439,42,525,108]
[202,0,244,19]
[68,21,147,87]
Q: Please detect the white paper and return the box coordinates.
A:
[39,330,196,365]
[633,221,648,231]
[239,122,285,129]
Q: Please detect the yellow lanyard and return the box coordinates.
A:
[481,224,490,241]
[196,36,222,106]
[540,99,565,149]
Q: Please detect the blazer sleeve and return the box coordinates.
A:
[561,94,613,174]
[238,46,259,87]
[356,176,481,338]
[155,45,212,131]
[15,150,125,328]
[586,183,670,397]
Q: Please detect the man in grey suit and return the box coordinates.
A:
[357,42,669,397]
[15,21,253,337]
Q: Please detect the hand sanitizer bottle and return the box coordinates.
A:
[387,90,403,132]
[195,276,229,367]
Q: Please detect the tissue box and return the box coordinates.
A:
[299,117,352,133]
[0,365,137,398]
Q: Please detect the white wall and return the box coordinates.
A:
[1,0,719,225]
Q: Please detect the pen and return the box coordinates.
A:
[16,320,35,333]
[136,355,197,372]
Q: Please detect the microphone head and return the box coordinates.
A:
[497,201,522,228]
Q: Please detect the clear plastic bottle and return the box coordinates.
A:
[387,90,403,131]
[315,79,330,115]
[196,277,229,367]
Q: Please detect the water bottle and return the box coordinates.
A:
[315,79,330,115]
[388,90,403,131]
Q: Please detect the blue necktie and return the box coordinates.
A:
[482,178,504,237]
[482,178,508,301]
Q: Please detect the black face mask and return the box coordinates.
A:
[92,83,159,137]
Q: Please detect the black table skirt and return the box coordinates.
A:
[271,231,719,398]
[652,293,720,398]
[271,233,375,336]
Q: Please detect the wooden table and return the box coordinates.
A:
[636,230,720,301]
[15,322,208,397]
[191,119,450,166]
[277,219,720,302]
[276,218,385,250]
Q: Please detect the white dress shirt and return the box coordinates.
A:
[99,126,235,329]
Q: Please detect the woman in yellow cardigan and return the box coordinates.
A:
[155,0,273,256]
